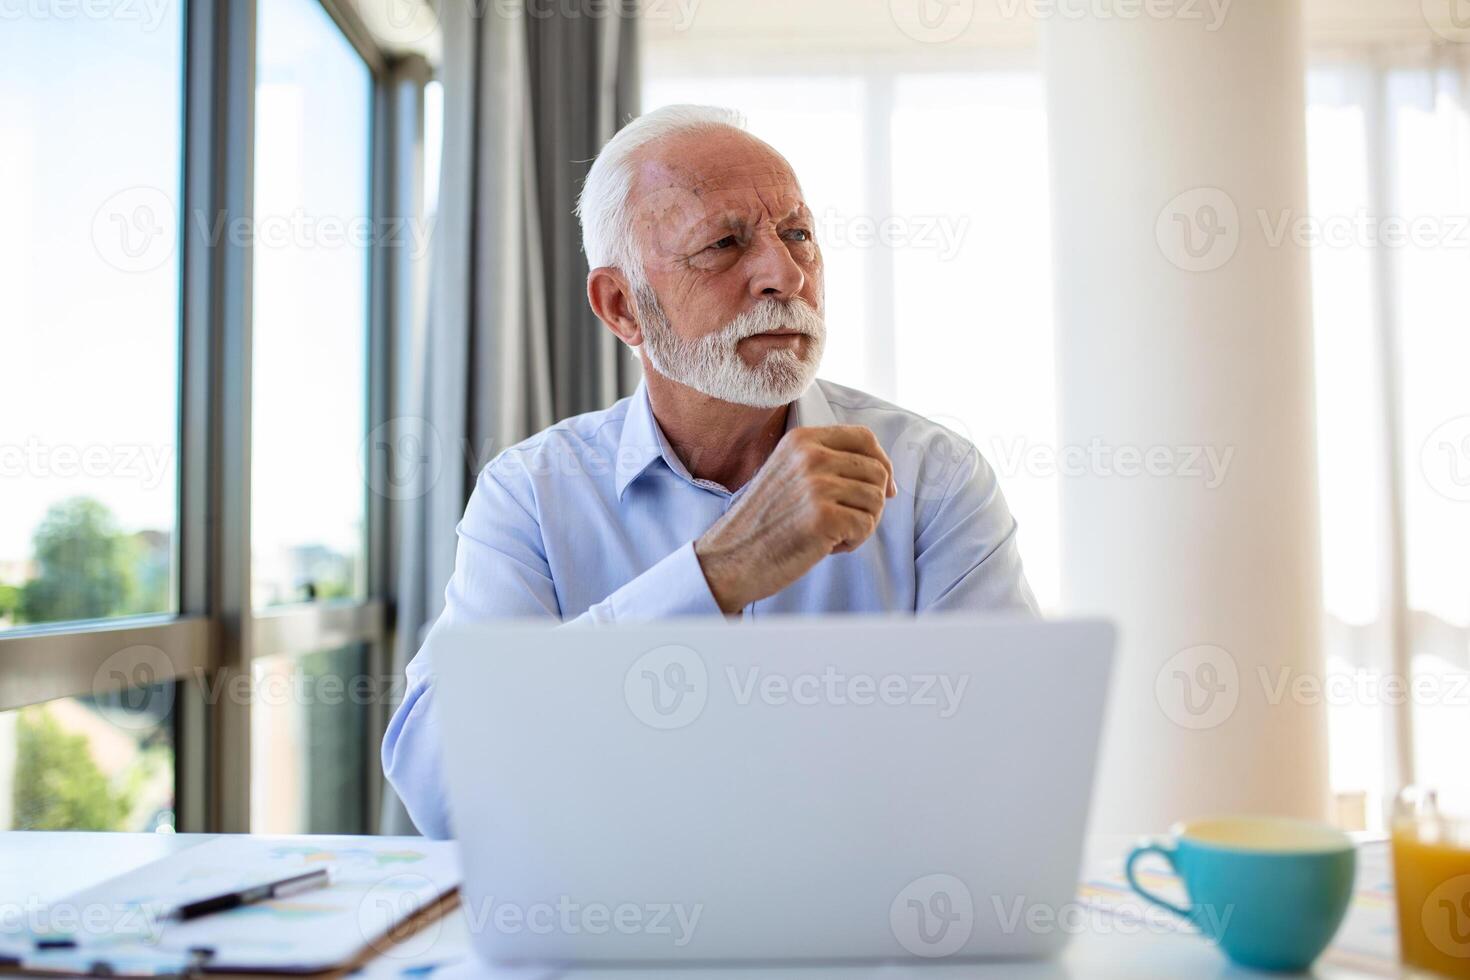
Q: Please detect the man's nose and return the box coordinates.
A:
[746,232,805,300]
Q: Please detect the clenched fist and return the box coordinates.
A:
[694,425,897,614]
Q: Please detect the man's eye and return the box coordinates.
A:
[708,235,737,250]
[784,228,812,243]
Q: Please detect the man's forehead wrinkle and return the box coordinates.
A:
[687,173,807,223]
[686,159,798,192]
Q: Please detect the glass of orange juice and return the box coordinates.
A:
[1393,787,1470,978]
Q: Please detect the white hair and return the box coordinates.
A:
[577,104,746,279]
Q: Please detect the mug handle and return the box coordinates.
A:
[1125,839,1192,922]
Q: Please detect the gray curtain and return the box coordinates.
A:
[379,0,641,835]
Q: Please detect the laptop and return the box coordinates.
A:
[433,615,1115,966]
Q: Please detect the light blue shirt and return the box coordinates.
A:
[383,378,1037,838]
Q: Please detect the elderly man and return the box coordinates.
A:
[383,104,1037,838]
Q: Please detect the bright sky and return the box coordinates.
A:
[0,11,183,564]
[250,0,372,603]
[0,0,373,607]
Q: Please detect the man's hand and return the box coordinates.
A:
[694,425,897,613]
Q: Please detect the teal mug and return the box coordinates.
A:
[1126,816,1356,972]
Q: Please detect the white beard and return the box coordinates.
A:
[634,285,827,409]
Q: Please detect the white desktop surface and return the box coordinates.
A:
[0,833,1390,979]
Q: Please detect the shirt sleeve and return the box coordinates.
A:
[381,461,722,839]
[912,440,1040,616]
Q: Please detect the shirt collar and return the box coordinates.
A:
[614,379,835,499]
[614,382,671,499]
[788,378,836,429]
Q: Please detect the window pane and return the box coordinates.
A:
[0,683,176,831]
[251,0,373,608]
[1305,66,1392,830]
[890,71,1058,610]
[250,646,369,833]
[0,10,183,630]
[424,78,444,220]
[1388,68,1470,804]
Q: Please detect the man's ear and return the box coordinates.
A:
[587,267,643,347]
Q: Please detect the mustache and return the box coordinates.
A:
[722,298,825,342]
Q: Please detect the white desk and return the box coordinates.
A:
[0,833,1392,980]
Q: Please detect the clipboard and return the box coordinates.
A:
[0,836,462,978]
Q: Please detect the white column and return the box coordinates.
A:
[1041,0,1330,834]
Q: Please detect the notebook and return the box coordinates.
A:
[0,835,460,976]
